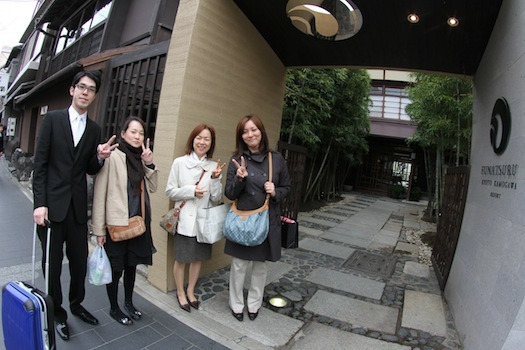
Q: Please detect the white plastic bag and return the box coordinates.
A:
[88,245,112,286]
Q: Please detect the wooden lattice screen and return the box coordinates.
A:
[277,141,307,220]
[431,165,470,290]
[101,41,169,145]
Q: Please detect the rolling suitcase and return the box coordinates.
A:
[2,222,56,350]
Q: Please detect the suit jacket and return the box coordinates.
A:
[33,109,102,223]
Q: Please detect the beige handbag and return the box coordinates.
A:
[107,181,146,242]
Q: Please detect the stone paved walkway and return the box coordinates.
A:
[189,193,463,349]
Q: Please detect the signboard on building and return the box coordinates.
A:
[7,117,16,137]
[0,73,8,97]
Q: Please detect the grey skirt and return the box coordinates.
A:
[173,233,211,263]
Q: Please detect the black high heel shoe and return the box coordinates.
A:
[110,309,133,325]
[188,295,200,310]
[124,303,142,320]
[177,295,191,313]
[231,309,243,322]
[248,310,259,321]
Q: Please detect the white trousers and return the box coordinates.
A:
[229,257,267,313]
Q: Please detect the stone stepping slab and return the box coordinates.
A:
[299,238,355,260]
[306,267,385,300]
[395,242,419,256]
[403,261,430,278]
[300,220,333,231]
[304,290,399,334]
[323,209,356,217]
[354,200,376,206]
[401,290,447,337]
[290,322,410,350]
[341,203,368,210]
[301,216,339,228]
[316,210,350,219]
[201,292,304,348]
[312,213,344,223]
[298,225,323,237]
[331,206,359,213]
[322,231,371,249]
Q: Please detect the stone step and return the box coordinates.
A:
[201,292,304,348]
[401,290,447,337]
[290,322,410,350]
[299,238,355,259]
[306,267,385,300]
[304,290,399,334]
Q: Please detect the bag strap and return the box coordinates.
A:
[179,170,206,210]
[232,152,273,212]
[264,151,273,202]
[140,180,145,219]
[268,151,273,183]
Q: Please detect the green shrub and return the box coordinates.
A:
[409,186,422,201]
[388,184,405,199]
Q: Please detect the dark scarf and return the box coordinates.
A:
[118,139,144,196]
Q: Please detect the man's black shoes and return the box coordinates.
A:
[72,307,99,325]
[55,322,70,340]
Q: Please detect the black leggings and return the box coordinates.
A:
[106,265,137,311]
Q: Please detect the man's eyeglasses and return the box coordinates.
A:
[75,83,97,94]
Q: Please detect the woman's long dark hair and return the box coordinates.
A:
[233,114,269,157]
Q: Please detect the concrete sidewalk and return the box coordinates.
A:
[0,157,462,349]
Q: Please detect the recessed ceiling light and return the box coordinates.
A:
[447,17,459,27]
[407,14,419,24]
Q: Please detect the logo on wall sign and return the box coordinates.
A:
[490,97,511,155]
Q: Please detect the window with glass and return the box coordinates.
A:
[369,85,411,121]
[54,0,112,55]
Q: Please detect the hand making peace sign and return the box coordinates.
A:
[97,135,118,159]
[141,138,153,165]
[232,156,248,180]
[211,159,227,179]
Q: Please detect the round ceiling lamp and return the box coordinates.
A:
[447,17,459,27]
[407,14,419,24]
[286,0,363,41]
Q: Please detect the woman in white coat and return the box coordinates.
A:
[165,124,226,312]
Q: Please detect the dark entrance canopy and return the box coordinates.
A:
[233,0,502,76]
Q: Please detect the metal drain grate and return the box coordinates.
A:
[343,250,397,278]
[390,214,404,221]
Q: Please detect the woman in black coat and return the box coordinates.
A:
[224,114,291,322]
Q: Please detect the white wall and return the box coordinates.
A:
[445,0,525,349]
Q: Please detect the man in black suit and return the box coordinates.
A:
[33,70,117,340]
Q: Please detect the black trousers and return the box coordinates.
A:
[38,205,88,323]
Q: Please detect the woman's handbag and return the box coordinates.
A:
[280,216,299,249]
[87,245,112,286]
[159,207,181,235]
[196,203,231,244]
[223,153,273,246]
[107,181,146,242]
[160,170,206,235]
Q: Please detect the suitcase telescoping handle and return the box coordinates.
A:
[32,220,52,294]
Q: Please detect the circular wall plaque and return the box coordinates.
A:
[490,97,511,155]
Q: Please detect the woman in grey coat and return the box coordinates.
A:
[224,114,291,322]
